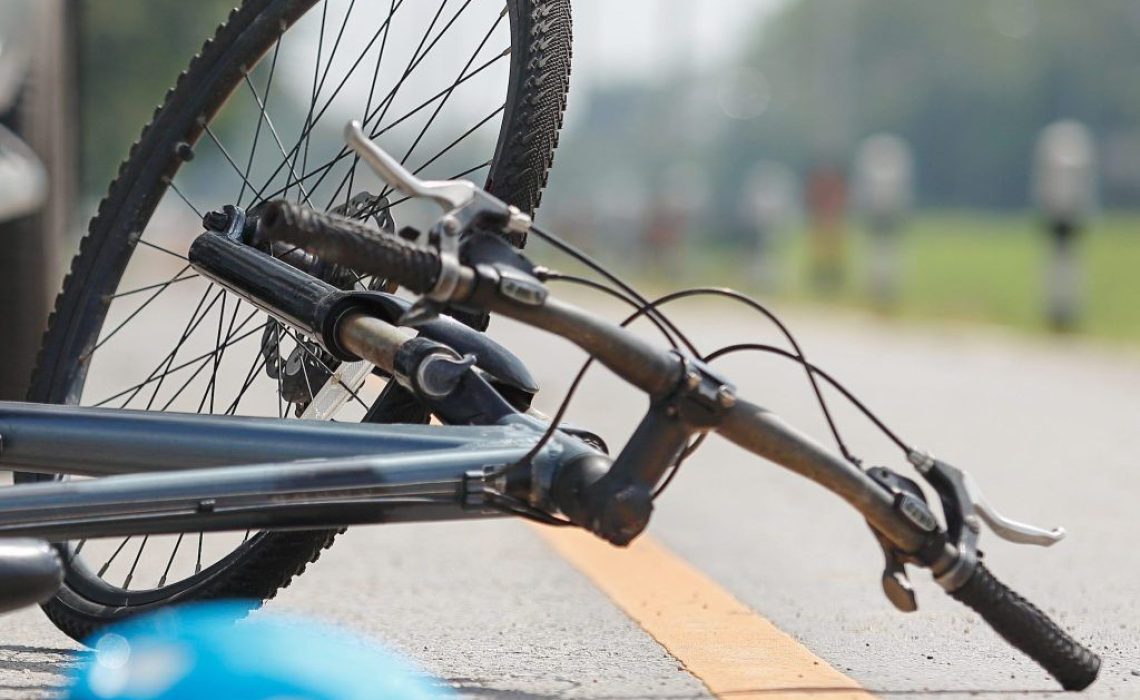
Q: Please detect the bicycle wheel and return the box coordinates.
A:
[21,0,571,642]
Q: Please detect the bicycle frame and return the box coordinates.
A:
[0,401,596,540]
[0,124,1099,692]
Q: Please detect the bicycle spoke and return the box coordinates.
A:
[373,48,509,142]
[237,36,282,205]
[252,45,508,207]
[393,0,487,165]
[312,0,358,118]
[276,323,285,418]
[251,1,407,206]
[119,284,222,409]
[198,294,245,414]
[365,0,456,132]
[156,532,185,588]
[308,0,400,142]
[195,533,203,575]
[253,0,475,207]
[137,238,189,263]
[160,314,254,411]
[97,537,132,577]
[166,178,203,218]
[123,535,149,589]
[284,0,328,204]
[224,345,271,416]
[414,104,505,175]
[203,125,281,208]
[110,270,199,300]
[91,312,264,408]
[325,23,507,210]
[345,0,399,211]
[326,3,503,209]
[86,273,203,360]
[242,74,313,207]
[142,286,223,411]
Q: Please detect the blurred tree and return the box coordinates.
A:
[78,0,235,195]
[727,0,1140,209]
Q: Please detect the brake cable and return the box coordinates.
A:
[704,344,915,455]
[527,225,701,357]
[490,223,915,505]
[537,274,873,463]
[532,278,916,498]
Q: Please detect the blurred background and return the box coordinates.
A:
[4,0,1140,401]
[545,0,1140,342]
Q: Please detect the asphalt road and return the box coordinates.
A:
[0,300,1136,698]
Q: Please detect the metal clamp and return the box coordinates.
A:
[667,354,737,428]
[463,467,508,512]
[428,214,464,303]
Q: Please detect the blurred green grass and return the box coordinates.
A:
[663,212,1140,342]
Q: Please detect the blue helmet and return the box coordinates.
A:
[66,601,449,700]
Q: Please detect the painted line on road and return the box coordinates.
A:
[537,527,872,699]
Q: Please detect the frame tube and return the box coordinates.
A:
[0,401,533,476]
[0,447,531,540]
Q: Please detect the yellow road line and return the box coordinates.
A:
[536,527,873,699]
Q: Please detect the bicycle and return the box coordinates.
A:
[0,0,1101,691]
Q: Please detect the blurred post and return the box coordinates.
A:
[801,1,855,296]
[0,0,77,399]
[642,190,685,278]
[1033,121,1096,332]
[854,134,914,310]
[805,164,848,294]
[740,161,796,292]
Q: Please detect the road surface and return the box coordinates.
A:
[0,300,1136,698]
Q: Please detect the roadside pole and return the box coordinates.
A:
[741,161,796,293]
[1033,121,1095,332]
[854,134,914,310]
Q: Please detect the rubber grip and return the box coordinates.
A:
[259,200,441,294]
[951,562,1099,690]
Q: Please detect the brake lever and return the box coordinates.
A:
[907,450,1065,591]
[344,121,534,323]
[344,121,532,233]
[965,471,1065,546]
[345,121,478,213]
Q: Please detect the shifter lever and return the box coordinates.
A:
[874,533,918,613]
[866,466,927,612]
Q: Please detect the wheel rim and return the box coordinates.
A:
[48,0,526,605]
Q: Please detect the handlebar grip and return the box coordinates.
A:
[259,200,441,294]
[950,562,1099,690]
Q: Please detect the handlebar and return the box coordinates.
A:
[259,199,1100,690]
